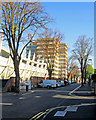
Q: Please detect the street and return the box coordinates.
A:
[0,2,95,120]
[1,83,96,120]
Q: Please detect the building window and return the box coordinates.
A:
[61,63,64,65]
[26,53,28,57]
[27,46,36,49]
[39,65,41,68]
[62,67,65,68]
[43,65,45,68]
[34,64,37,67]
[26,50,29,53]
[61,59,65,61]
[22,60,26,64]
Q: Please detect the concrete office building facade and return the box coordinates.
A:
[0,38,48,87]
[26,38,68,79]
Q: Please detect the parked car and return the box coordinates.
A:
[61,81,64,86]
[56,82,61,87]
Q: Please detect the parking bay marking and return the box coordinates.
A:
[54,106,78,117]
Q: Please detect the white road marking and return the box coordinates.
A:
[19,97,25,99]
[54,111,67,116]
[35,103,96,120]
[65,106,78,112]
[22,91,34,96]
[0,103,13,105]
[35,96,41,98]
[31,91,34,93]
[54,106,78,117]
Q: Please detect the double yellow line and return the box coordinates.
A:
[30,112,43,120]
[29,111,49,120]
[30,102,96,120]
[29,84,93,120]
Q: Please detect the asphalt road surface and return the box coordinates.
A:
[1,83,96,120]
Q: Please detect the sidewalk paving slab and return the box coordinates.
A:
[72,83,95,96]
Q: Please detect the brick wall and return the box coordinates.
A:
[31,77,44,88]
[2,77,15,92]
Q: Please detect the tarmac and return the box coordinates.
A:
[1,83,96,120]
[34,83,96,120]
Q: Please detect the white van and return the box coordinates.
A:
[39,80,56,88]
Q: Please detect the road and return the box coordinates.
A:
[1,83,96,119]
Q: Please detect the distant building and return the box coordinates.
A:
[26,38,68,79]
[26,41,37,60]
[59,43,68,78]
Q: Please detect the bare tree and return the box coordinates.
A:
[72,36,93,86]
[67,57,72,82]
[37,29,64,80]
[71,64,80,83]
[67,57,80,83]
[38,28,63,41]
[0,1,51,92]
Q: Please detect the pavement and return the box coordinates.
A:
[32,83,96,120]
[1,89,34,96]
[72,83,95,96]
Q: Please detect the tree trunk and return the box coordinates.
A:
[76,76,78,83]
[81,70,84,86]
[81,59,84,86]
[67,75,69,83]
[84,67,86,84]
[48,69,52,80]
[14,59,20,93]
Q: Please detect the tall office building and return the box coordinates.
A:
[59,43,67,78]
[26,41,37,60]
[26,38,67,79]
